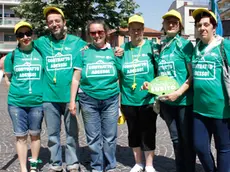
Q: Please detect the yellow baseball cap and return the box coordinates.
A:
[128,14,144,24]
[162,9,183,25]
[43,6,64,18]
[192,8,217,23]
[14,21,32,34]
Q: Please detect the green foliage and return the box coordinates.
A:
[12,0,139,39]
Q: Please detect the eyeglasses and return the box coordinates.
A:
[129,28,143,33]
[164,20,179,25]
[16,31,33,38]
[89,30,105,37]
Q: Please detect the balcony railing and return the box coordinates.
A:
[0,42,17,53]
[0,0,20,2]
[191,0,209,6]
[0,18,21,26]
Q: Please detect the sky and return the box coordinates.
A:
[134,0,174,31]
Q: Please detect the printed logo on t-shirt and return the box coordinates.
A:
[158,61,177,78]
[86,60,116,77]
[192,61,216,80]
[95,55,112,59]
[14,63,42,80]
[122,60,149,76]
[22,57,40,61]
[46,52,72,71]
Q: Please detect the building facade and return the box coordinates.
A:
[0,0,20,58]
[109,27,162,47]
[218,0,230,20]
[218,0,230,39]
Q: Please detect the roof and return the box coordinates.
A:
[109,27,162,34]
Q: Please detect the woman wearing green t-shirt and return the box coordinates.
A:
[69,19,119,172]
[144,10,195,172]
[192,8,230,172]
[116,14,158,172]
[158,10,195,172]
[4,21,43,172]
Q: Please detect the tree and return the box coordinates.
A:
[13,0,139,40]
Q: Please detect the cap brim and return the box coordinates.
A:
[162,14,183,26]
[43,7,64,18]
[14,23,32,34]
[162,14,172,19]
[192,9,209,18]
[192,8,217,22]
[128,20,144,24]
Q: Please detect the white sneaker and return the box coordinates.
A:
[145,166,156,172]
[130,164,144,172]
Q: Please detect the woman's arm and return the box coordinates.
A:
[0,56,5,71]
[69,69,81,115]
[4,73,12,88]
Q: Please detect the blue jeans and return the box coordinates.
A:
[79,93,119,172]
[43,102,79,171]
[160,103,195,172]
[8,105,43,137]
[193,113,230,172]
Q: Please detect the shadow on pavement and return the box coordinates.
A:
[0,154,18,170]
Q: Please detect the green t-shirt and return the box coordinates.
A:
[192,38,230,119]
[34,34,86,103]
[74,44,119,100]
[117,40,155,106]
[4,46,43,107]
[155,34,194,106]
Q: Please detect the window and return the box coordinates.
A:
[189,9,195,16]
[4,34,16,41]
[0,32,4,42]
[152,37,157,43]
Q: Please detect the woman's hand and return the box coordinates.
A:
[114,47,124,57]
[158,90,182,102]
[69,101,77,116]
[141,81,150,90]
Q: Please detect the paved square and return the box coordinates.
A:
[0,82,212,172]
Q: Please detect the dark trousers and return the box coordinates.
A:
[193,113,230,172]
[121,104,158,151]
[160,102,195,172]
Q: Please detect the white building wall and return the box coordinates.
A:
[168,0,208,44]
[0,0,20,55]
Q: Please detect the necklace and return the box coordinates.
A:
[161,36,177,53]
[50,35,66,84]
[130,41,143,90]
[20,49,33,94]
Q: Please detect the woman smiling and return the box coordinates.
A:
[69,19,119,172]
[4,21,43,172]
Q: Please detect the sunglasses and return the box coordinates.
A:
[89,30,105,37]
[16,31,33,38]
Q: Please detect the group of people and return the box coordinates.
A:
[1,4,230,172]
[143,8,230,172]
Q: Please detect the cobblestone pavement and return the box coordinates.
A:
[0,82,216,172]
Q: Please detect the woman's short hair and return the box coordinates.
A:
[194,12,217,28]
